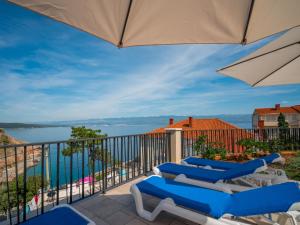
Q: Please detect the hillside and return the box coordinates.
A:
[0,129,41,183]
[0,123,60,128]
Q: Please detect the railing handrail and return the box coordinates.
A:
[182,127,300,132]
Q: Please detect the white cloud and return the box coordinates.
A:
[0,27,299,122]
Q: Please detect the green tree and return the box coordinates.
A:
[0,176,48,215]
[61,126,115,176]
[278,113,289,143]
[278,113,289,129]
[0,135,9,145]
[62,126,107,157]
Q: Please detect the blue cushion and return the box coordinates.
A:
[137,176,300,218]
[157,160,264,182]
[259,153,281,164]
[229,181,300,216]
[137,176,230,218]
[184,153,280,170]
[158,163,223,182]
[20,206,90,225]
[184,157,240,170]
[222,159,265,180]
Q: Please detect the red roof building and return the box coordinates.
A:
[151,117,250,154]
[253,104,300,128]
[151,117,239,133]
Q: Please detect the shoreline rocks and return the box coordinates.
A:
[0,128,41,183]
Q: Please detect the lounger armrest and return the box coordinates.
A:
[289,202,300,211]
[153,166,162,176]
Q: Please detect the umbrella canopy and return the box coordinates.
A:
[218,27,300,87]
[8,0,300,47]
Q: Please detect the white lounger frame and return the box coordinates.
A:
[131,176,300,225]
[52,204,96,225]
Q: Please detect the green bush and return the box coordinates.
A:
[284,153,300,181]
[236,138,292,154]
[194,135,227,160]
[236,138,257,154]
[193,135,207,155]
[0,175,48,215]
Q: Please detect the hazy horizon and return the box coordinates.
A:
[1,113,253,124]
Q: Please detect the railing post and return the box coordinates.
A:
[165,128,182,163]
[143,135,148,175]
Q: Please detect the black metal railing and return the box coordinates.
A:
[182,128,300,158]
[0,133,170,225]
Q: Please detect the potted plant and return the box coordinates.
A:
[236,138,256,159]
[201,142,227,161]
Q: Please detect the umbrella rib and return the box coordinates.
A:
[252,54,300,87]
[118,0,133,48]
[218,42,300,71]
[242,0,255,44]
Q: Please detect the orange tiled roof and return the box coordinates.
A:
[151,118,239,133]
[254,105,300,115]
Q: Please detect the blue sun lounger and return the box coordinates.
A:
[153,159,268,192]
[20,204,95,225]
[182,153,284,170]
[181,153,288,186]
[131,175,300,225]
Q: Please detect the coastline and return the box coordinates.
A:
[0,129,41,183]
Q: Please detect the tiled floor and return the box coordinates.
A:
[72,176,198,225]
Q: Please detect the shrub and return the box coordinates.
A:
[193,135,207,155]
[0,175,48,215]
[284,152,300,181]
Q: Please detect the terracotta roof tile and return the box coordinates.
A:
[254,105,300,115]
[150,118,239,133]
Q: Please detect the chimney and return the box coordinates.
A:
[169,118,174,125]
[188,117,193,127]
[275,104,280,110]
[258,120,264,129]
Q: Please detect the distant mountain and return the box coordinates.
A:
[0,123,65,128]
[43,114,253,129]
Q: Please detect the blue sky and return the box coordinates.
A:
[0,1,300,123]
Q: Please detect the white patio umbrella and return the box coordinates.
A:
[8,0,300,47]
[218,26,300,87]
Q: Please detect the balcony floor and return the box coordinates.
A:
[72,176,197,225]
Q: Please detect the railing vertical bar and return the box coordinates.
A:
[13,147,20,224]
[41,144,45,214]
[133,136,136,177]
[120,137,123,183]
[56,143,60,205]
[92,140,95,195]
[130,136,133,178]
[4,147,12,225]
[69,143,73,204]
[112,138,116,186]
[126,136,130,181]
[22,146,27,222]
[105,138,108,190]
[101,139,105,193]
[144,135,148,175]
[138,135,141,176]
[81,141,85,199]
[158,133,161,165]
